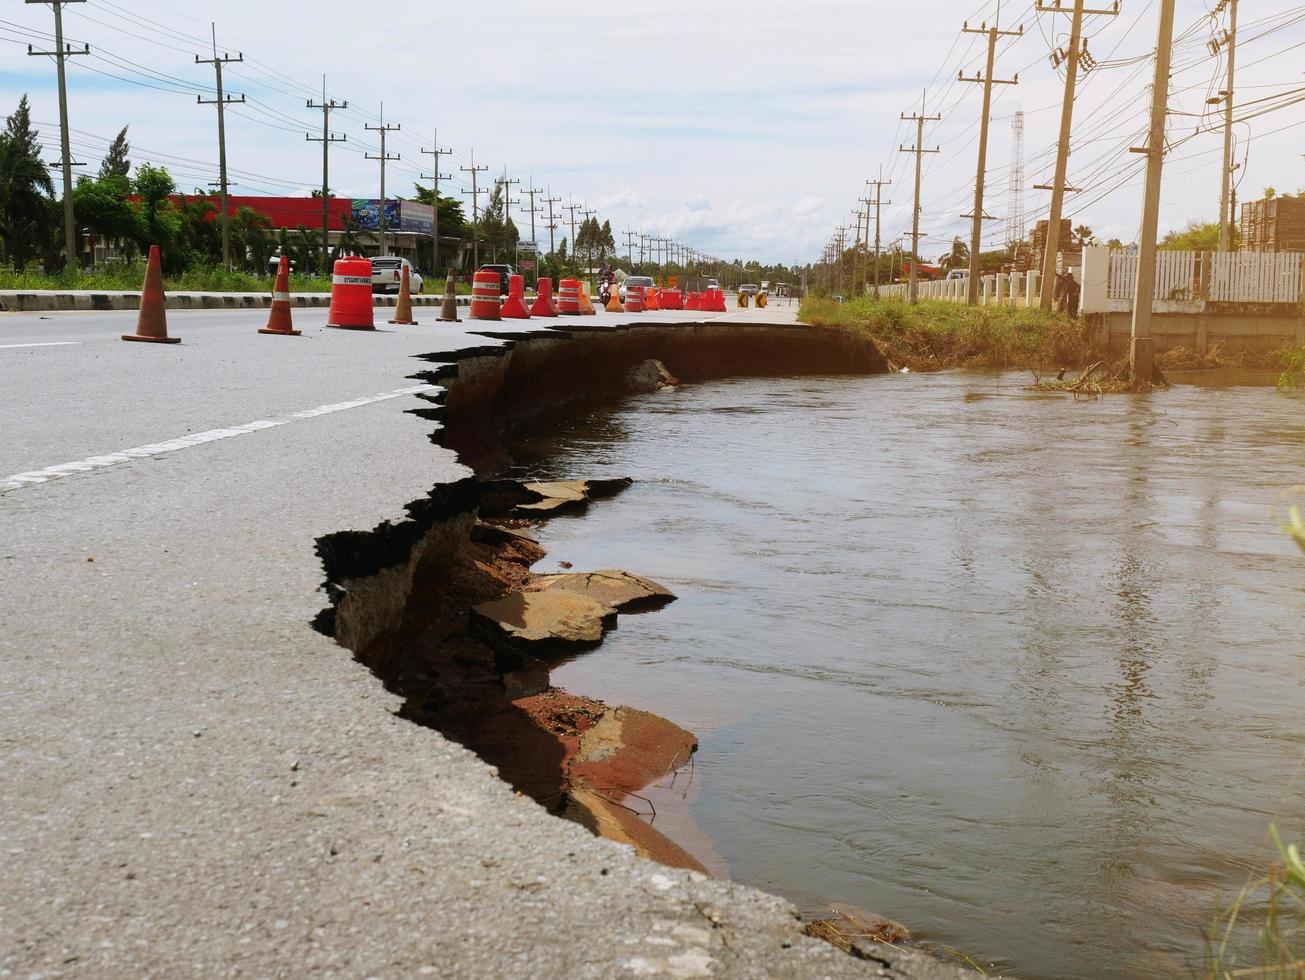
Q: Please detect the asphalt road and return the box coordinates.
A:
[0,298,952,979]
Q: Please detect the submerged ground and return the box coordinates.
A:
[512,368,1305,979]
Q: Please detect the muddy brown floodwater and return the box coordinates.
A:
[505,368,1305,980]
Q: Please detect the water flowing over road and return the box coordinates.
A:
[512,369,1305,979]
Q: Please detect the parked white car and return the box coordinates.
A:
[619,275,655,303]
[371,256,423,295]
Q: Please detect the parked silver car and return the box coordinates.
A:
[371,256,423,295]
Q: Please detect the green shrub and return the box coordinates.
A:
[800,296,1093,372]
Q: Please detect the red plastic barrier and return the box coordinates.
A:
[326,257,375,330]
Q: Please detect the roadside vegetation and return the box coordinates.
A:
[800,296,1094,374]
[0,263,332,293]
[1203,819,1305,976]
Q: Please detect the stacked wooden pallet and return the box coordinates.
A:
[1240,196,1305,252]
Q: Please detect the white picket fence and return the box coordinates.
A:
[1207,251,1304,303]
[874,248,1304,311]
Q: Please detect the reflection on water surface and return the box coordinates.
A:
[510,370,1305,979]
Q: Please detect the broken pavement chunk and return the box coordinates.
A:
[470,588,617,657]
[532,570,676,612]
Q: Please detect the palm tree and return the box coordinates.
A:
[937,236,970,272]
[1072,224,1096,247]
[230,207,272,271]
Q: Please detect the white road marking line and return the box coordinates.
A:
[0,341,82,349]
[0,383,436,493]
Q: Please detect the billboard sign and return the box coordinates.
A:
[399,200,434,235]
[350,198,401,231]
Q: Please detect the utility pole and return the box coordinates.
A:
[1212,0,1238,251]
[960,17,1022,305]
[856,200,873,295]
[459,150,489,269]
[564,202,581,270]
[503,178,521,266]
[364,104,400,257]
[900,91,940,304]
[306,76,346,274]
[498,168,520,265]
[523,179,543,284]
[866,172,891,300]
[26,0,86,268]
[624,229,637,268]
[419,132,452,275]
[579,207,596,273]
[543,190,560,258]
[196,24,244,269]
[1128,0,1176,385]
[1036,0,1118,310]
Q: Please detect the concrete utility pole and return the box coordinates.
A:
[502,175,521,266]
[852,206,867,294]
[523,179,543,283]
[563,202,581,266]
[900,91,941,304]
[364,104,400,257]
[500,167,520,226]
[623,229,637,268]
[960,18,1022,305]
[579,207,596,272]
[459,150,489,269]
[419,132,452,274]
[866,173,891,300]
[196,24,244,269]
[26,0,86,268]
[1212,0,1238,251]
[543,190,560,258]
[1036,0,1118,310]
[307,76,346,273]
[1128,0,1177,384]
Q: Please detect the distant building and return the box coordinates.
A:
[174,195,466,268]
[1240,195,1305,252]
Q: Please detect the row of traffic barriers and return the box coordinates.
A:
[119,246,735,345]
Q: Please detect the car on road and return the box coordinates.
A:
[619,275,655,303]
[946,269,968,281]
[266,252,296,275]
[371,256,423,294]
[479,264,515,297]
[739,283,759,296]
[705,278,720,291]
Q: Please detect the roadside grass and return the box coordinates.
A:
[0,264,332,293]
[1204,823,1305,978]
[799,296,1094,374]
[1277,348,1305,390]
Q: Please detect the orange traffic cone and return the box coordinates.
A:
[259,255,301,335]
[437,272,460,322]
[645,287,660,311]
[605,289,622,313]
[389,265,418,325]
[122,245,179,344]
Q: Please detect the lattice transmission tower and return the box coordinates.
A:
[1007,109,1026,251]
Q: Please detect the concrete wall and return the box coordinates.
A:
[1086,309,1305,354]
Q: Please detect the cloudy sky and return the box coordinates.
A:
[2,0,1303,263]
